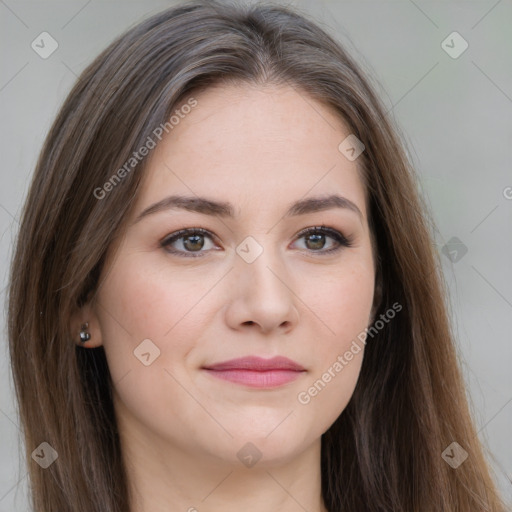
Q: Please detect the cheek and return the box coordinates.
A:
[294,262,373,423]
[94,255,207,435]
[94,253,200,384]
[306,260,375,349]
[98,252,205,339]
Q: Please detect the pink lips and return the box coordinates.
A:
[202,356,306,388]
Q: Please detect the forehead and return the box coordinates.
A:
[133,83,368,221]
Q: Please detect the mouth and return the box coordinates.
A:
[201,356,306,389]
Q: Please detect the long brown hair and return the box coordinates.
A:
[7,1,507,510]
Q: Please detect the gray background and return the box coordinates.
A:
[1,0,511,510]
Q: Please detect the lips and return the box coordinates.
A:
[201,356,306,388]
[202,356,305,372]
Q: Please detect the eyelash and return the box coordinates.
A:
[160,225,354,258]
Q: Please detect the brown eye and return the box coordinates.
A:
[304,232,327,251]
[161,225,353,258]
[161,228,216,257]
[181,233,205,251]
[293,226,353,255]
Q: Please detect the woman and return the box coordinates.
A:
[7,1,507,511]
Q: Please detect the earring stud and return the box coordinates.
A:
[79,322,91,343]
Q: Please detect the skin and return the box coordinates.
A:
[75,83,376,512]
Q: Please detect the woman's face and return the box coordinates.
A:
[90,83,375,468]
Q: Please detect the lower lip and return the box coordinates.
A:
[202,369,304,388]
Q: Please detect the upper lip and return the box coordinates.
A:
[202,356,305,372]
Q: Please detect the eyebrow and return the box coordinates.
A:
[133,193,363,224]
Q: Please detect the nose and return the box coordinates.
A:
[224,248,300,335]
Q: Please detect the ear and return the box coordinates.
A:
[70,299,104,348]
